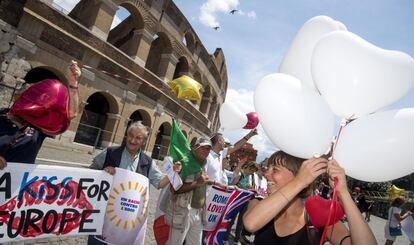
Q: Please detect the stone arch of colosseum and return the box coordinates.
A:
[208,95,218,123]
[190,137,198,147]
[106,3,146,59]
[172,56,189,79]
[1,0,228,155]
[128,109,152,128]
[199,85,211,115]
[74,91,119,148]
[24,66,66,85]
[151,120,171,160]
[183,31,196,54]
[145,32,173,78]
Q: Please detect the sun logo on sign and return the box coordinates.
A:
[106,180,149,230]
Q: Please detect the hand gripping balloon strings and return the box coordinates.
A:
[319,116,352,245]
[319,177,339,245]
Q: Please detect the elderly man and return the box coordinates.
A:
[161,137,214,245]
[89,120,176,188]
[88,121,179,245]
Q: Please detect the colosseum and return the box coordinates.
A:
[0,0,227,159]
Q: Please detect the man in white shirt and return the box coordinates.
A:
[205,129,257,185]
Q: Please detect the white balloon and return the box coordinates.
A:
[254,73,335,159]
[219,102,248,130]
[279,16,347,91]
[312,31,414,118]
[335,109,414,182]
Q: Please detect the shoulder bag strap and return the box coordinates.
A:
[304,209,319,245]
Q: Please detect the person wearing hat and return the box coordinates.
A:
[0,60,81,168]
[161,136,215,245]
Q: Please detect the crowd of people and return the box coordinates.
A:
[1,61,413,245]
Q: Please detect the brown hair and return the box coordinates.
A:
[243,162,259,172]
[267,151,314,199]
[391,197,405,207]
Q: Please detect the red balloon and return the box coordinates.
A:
[305,195,345,227]
[9,79,70,136]
[243,112,259,129]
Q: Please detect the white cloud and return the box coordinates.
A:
[200,0,239,28]
[220,88,277,161]
[198,0,257,28]
[237,10,257,19]
[247,11,256,19]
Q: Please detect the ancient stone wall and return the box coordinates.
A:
[0,20,31,108]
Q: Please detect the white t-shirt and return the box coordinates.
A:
[253,173,268,191]
[223,169,234,185]
[389,207,402,228]
[205,148,228,184]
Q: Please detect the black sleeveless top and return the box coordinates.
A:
[254,218,321,245]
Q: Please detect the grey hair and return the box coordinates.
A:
[127,121,149,138]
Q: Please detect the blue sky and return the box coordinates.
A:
[54,0,414,161]
[172,0,414,161]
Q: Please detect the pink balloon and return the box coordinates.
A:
[9,79,70,136]
[243,112,259,129]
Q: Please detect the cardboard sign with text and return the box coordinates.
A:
[101,168,149,245]
[0,163,113,243]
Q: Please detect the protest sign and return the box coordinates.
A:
[101,168,149,245]
[204,186,254,245]
[0,163,112,243]
[204,186,233,231]
[162,157,182,191]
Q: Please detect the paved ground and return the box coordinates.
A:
[368,215,410,245]
[3,139,413,244]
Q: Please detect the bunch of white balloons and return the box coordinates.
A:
[254,16,414,182]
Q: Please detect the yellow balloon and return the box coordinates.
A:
[168,75,202,101]
[388,185,405,199]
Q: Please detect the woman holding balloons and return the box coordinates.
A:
[243,151,377,245]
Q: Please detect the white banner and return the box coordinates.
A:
[0,163,113,243]
[204,186,233,231]
[101,168,149,245]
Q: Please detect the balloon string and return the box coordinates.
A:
[331,115,353,158]
[320,117,349,245]
[331,124,344,159]
[320,177,338,245]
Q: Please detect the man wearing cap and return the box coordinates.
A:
[0,60,81,169]
[206,129,258,186]
[161,136,214,245]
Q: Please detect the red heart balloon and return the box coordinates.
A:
[243,112,259,129]
[305,195,345,227]
[9,79,70,136]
